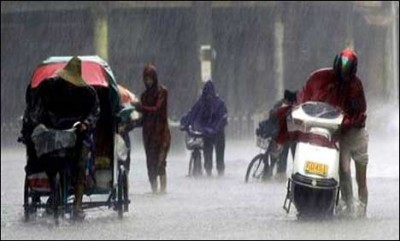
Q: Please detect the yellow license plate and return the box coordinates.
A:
[305,161,328,177]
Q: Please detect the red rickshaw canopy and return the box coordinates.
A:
[31,60,109,88]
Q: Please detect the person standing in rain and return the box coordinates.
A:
[275,48,369,217]
[258,90,297,180]
[298,49,369,217]
[180,80,228,177]
[134,64,171,194]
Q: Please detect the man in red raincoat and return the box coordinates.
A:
[276,48,369,217]
[135,65,171,194]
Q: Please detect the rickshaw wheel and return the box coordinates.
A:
[51,173,62,225]
[117,166,125,219]
[123,172,129,212]
[23,176,30,222]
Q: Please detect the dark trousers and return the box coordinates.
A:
[203,130,225,174]
[276,141,296,173]
[25,141,41,175]
[144,144,169,184]
[74,143,89,186]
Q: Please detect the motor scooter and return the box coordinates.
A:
[283,101,343,218]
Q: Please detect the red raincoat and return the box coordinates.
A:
[276,68,367,144]
[140,66,171,179]
[141,86,171,148]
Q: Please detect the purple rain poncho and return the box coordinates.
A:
[180,81,227,136]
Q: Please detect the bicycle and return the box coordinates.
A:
[245,136,281,183]
[184,128,204,177]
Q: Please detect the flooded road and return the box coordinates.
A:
[2,133,398,240]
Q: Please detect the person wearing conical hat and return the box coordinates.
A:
[34,56,100,220]
[56,56,88,87]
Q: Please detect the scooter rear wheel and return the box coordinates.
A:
[293,183,336,219]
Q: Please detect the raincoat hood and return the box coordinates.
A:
[201,80,217,99]
[180,80,228,135]
[143,64,158,90]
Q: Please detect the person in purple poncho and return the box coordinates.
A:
[180,80,228,177]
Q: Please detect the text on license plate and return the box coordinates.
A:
[305,161,328,177]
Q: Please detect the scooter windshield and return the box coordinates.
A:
[301,102,341,119]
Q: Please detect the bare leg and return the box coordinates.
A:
[353,128,369,216]
[160,174,167,194]
[355,163,368,216]
[73,145,88,220]
[339,145,354,211]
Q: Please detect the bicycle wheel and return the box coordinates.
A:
[188,153,194,177]
[192,149,202,177]
[117,165,125,219]
[123,170,129,212]
[245,154,266,183]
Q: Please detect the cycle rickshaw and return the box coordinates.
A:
[20,56,132,223]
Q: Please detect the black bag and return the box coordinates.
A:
[256,118,279,139]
